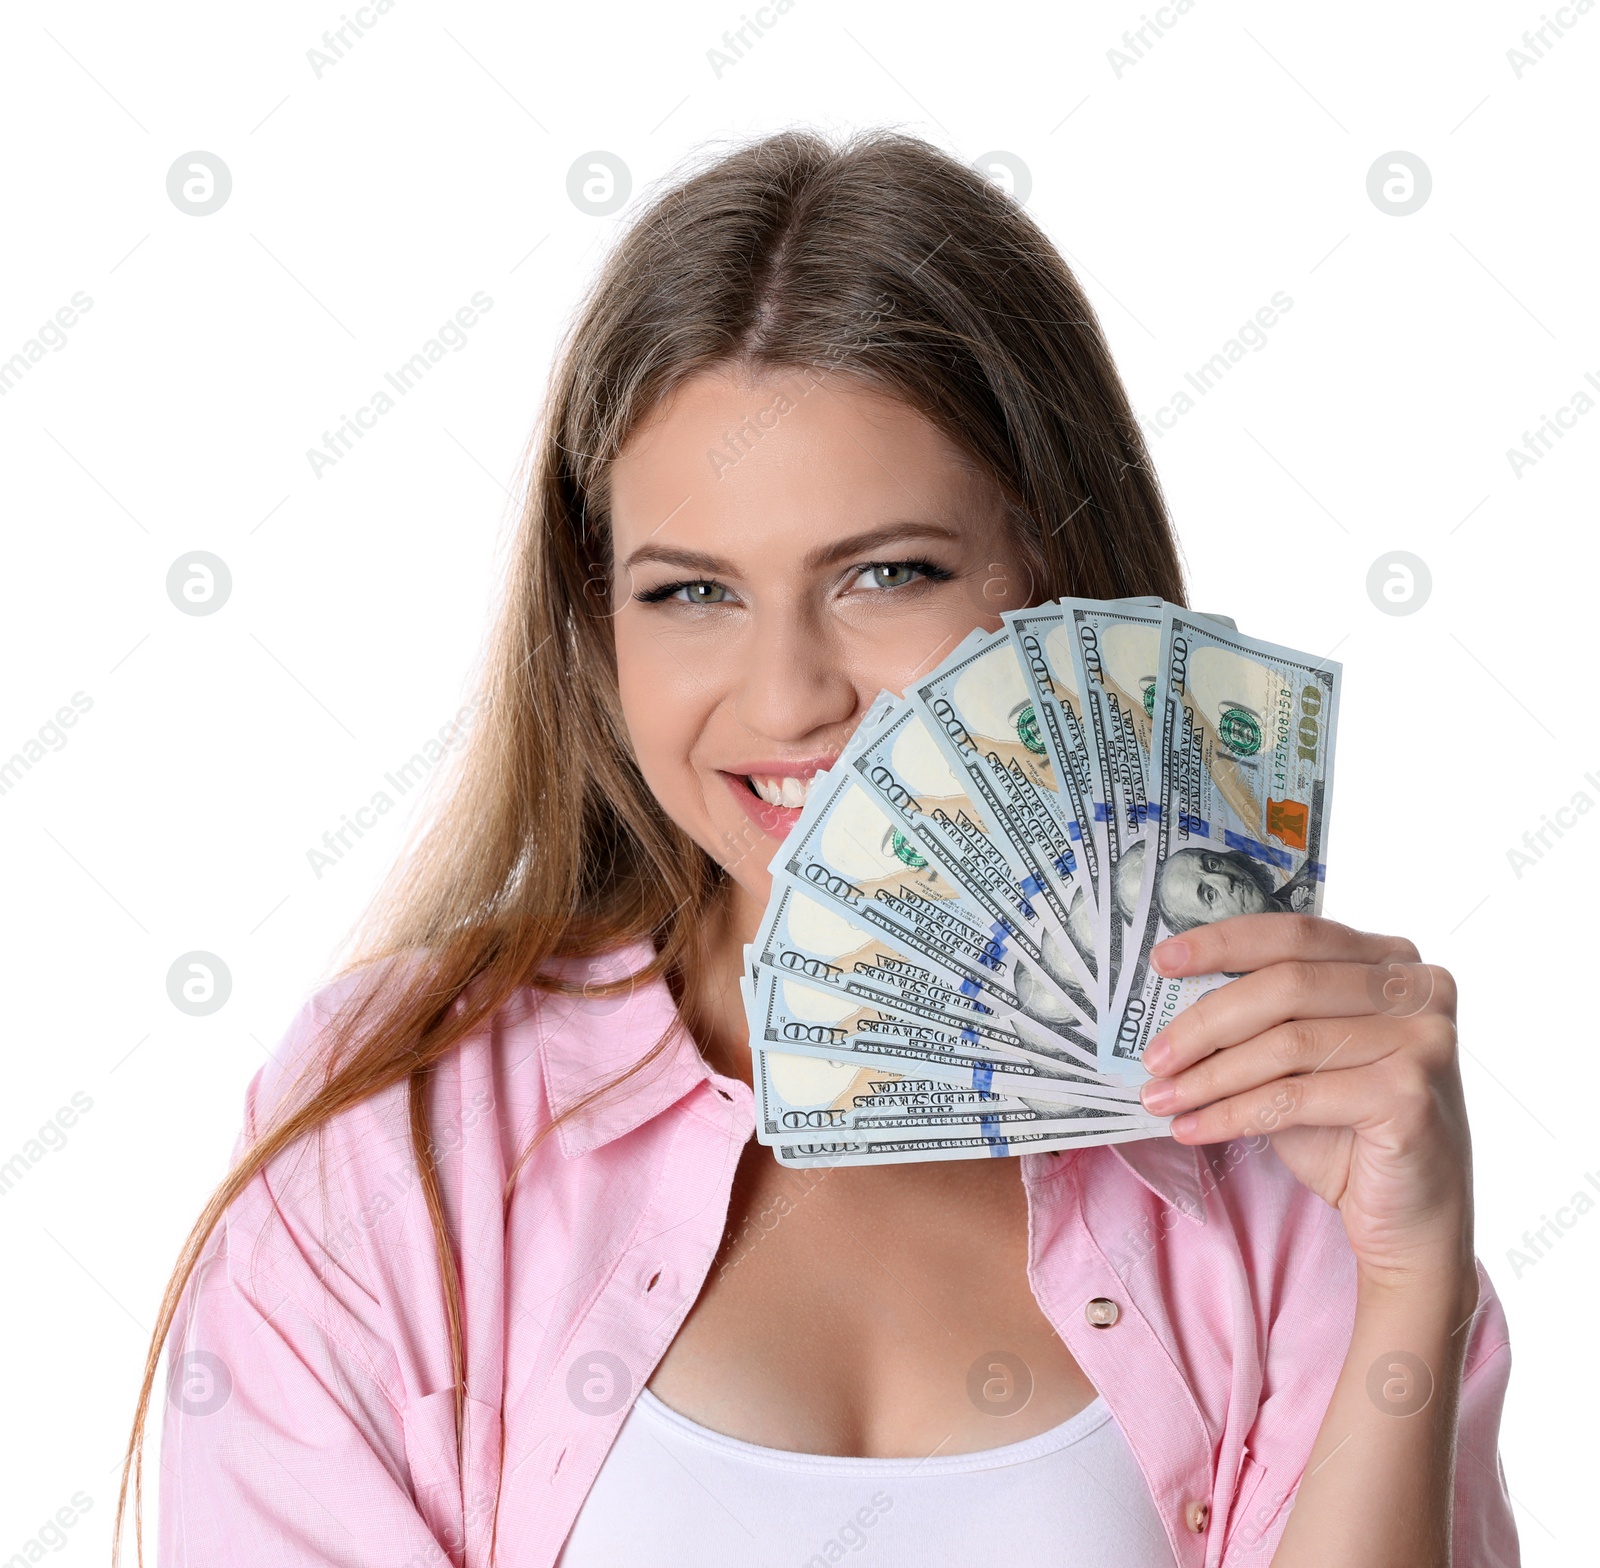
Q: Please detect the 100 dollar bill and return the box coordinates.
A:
[910,628,1100,1012]
[747,966,1139,1106]
[752,1042,1158,1144]
[1110,608,1340,1068]
[770,1121,1161,1168]
[770,754,1099,1055]
[1062,598,1166,1031]
[847,701,1087,1016]
[1003,604,1104,903]
[750,892,1119,1083]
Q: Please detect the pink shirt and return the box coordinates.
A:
[158,942,1518,1566]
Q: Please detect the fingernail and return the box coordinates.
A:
[1151,938,1189,975]
[1170,1113,1198,1139]
[1142,1039,1170,1074]
[1140,1080,1177,1113]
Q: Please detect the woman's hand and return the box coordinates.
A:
[1137,912,1475,1307]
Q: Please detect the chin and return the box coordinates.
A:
[713,840,773,902]
[687,808,773,907]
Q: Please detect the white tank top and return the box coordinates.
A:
[557,1388,1177,1566]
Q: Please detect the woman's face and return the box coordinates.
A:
[608,365,1033,923]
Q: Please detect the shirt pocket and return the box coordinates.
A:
[401,1387,505,1567]
[1221,1452,1289,1560]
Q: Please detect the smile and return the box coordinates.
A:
[717,758,838,840]
[747,775,816,809]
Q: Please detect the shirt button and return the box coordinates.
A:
[1085,1297,1120,1328]
[1186,1501,1209,1533]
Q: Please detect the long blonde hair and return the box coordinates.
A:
[115,125,1186,1562]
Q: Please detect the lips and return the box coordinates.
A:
[717,758,837,841]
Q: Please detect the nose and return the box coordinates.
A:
[730,598,860,745]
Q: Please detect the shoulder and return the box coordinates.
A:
[230,939,682,1243]
[217,953,555,1277]
[186,939,708,1387]
[188,947,662,1360]
[243,941,664,1148]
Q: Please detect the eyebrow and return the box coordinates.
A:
[621,521,965,577]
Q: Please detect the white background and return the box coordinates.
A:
[1,1,1592,1561]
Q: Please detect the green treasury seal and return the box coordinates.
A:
[890,828,928,868]
[1016,703,1045,756]
[1217,705,1263,756]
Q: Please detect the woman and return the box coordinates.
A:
[121,129,1516,1566]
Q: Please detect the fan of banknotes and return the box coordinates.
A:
[740,597,1341,1168]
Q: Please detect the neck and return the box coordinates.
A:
[681,875,765,1088]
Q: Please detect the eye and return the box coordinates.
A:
[852,559,953,591]
[634,578,732,606]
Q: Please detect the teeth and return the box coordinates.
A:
[750,775,812,809]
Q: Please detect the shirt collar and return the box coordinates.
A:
[532,940,722,1160]
[531,939,1207,1220]
[1109,1137,1209,1223]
